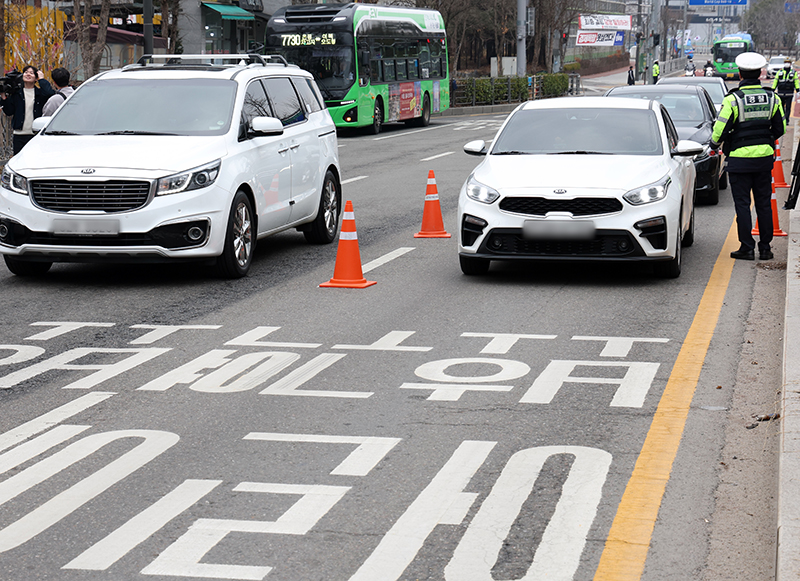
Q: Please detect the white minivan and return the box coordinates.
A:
[0,54,342,278]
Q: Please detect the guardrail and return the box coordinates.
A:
[452,73,582,107]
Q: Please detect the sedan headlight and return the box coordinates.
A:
[465,175,500,204]
[156,160,221,196]
[1,167,28,195]
[623,177,671,206]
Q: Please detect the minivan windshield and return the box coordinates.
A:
[492,108,663,155]
[44,78,238,136]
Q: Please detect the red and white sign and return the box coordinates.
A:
[578,14,632,30]
[576,30,618,46]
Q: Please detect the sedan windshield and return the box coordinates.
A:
[492,108,663,155]
[608,91,706,124]
[44,78,237,136]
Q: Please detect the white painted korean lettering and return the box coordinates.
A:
[461,333,556,354]
[572,336,669,357]
[0,345,45,366]
[129,325,222,344]
[25,321,115,341]
[225,326,321,349]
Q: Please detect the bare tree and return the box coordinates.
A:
[160,0,182,51]
[72,0,112,79]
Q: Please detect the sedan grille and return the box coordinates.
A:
[499,197,623,217]
[30,180,152,213]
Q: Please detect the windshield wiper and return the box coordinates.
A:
[550,150,611,155]
[493,150,528,155]
[95,130,178,136]
[45,130,79,135]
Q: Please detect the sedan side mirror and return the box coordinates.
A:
[464,140,487,156]
[32,116,51,133]
[673,139,704,157]
[250,116,284,136]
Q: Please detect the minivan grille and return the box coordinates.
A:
[499,197,623,217]
[30,180,152,213]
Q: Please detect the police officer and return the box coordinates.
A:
[652,59,659,84]
[772,58,798,122]
[711,52,786,261]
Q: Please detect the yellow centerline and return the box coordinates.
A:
[593,221,740,580]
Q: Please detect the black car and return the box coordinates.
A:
[604,84,725,204]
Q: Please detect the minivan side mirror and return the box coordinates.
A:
[32,117,51,133]
[250,116,284,136]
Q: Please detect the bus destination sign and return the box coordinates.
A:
[281,33,337,46]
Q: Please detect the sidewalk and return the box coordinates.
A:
[778,115,800,580]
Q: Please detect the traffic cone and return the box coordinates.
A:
[320,201,376,288]
[752,178,788,237]
[773,139,789,188]
[414,170,451,238]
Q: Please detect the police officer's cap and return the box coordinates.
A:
[735,52,767,71]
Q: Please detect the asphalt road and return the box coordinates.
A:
[0,111,780,580]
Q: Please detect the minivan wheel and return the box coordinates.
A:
[3,256,52,276]
[304,170,341,244]
[369,100,383,135]
[216,190,254,278]
[460,255,490,275]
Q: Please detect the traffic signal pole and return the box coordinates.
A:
[517,0,526,76]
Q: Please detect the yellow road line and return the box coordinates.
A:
[593,221,740,580]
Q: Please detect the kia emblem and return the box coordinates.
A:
[554,188,567,194]
[81,169,95,174]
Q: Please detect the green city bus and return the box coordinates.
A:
[712,33,755,79]
[266,3,450,134]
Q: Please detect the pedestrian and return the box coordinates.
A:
[652,59,659,84]
[42,67,74,117]
[710,52,786,261]
[772,58,798,123]
[627,65,635,86]
[1,65,55,154]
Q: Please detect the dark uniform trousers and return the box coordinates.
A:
[729,169,773,253]
[780,96,793,122]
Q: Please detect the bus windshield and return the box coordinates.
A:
[714,42,748,64]
[276,45,356,96]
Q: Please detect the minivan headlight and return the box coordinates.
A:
[1,167,28,195]
[465,175,500,204]
[623,177,671,206]
[157,160,221,196]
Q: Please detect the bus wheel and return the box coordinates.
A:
[369,100,383,135]
[412,94,431,127]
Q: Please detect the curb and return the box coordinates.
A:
[435,103,520,117]
[779,118,799,580]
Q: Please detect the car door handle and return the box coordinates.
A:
[278,146,290,154]
[290,143,300,150]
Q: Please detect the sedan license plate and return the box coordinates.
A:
[523,220,595,240]
[52,219,120,236]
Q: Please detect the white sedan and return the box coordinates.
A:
[457,97,703,278]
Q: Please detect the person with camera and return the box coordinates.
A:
[1,65,55,154]
[42,68,73,118]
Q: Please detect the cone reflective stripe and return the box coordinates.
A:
[320,201,376,288]
[773,139,789,188]
[752,177,787,237]
[415,170,451,238]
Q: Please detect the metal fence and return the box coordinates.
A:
[451,73,582,108]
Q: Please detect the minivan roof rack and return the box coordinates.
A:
[135,54,290,67]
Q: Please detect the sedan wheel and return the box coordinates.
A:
[3,256,52,276]
[655,225,682,278]
[216,191,254,278]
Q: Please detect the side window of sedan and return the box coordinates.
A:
[240,80,272,140]
[660,107,679,149]
[263,77,306,127]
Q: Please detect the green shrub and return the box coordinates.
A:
[563,62,581,73]
[541,73,569,97]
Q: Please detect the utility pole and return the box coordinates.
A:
[144,0,154,55]
[636,0,643,80]
[516,0,526,76]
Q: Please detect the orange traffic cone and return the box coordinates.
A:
[773,139,790,188]
[752,178,788,237]
[320,201,377,288]
[415,170,451,238]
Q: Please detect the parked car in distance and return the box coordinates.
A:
[0,54,342,278]
[605,84,725,204]
[457,97,702,279]
[656,75,728,112]
[768,55,788,78]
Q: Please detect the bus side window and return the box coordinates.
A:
[408,58,419,80]
[383,60,396,82]
[430,41,441,78]
[419,42,431,79]
[358,41,370,87]
[371,58,382,83]
[396,59,407,81]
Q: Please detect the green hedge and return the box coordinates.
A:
[540,73,569,97]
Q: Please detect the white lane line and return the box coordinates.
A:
[362,247,415,273]
[420,151,454,162]
[0,392,116,453]
[342,176,368,185]
[373,123,451,141]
